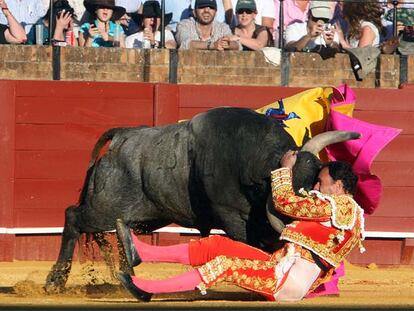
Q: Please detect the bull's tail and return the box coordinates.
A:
[78,127,126,204]
[88,128,124,170]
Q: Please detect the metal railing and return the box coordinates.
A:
[37,0,413,50]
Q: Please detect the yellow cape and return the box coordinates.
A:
[256,87,355,147]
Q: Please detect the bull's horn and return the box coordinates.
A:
[301,131,361,155]
[265,196,285,234]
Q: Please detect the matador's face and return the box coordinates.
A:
[313,167,344,196]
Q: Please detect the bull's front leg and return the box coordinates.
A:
[44,206,81,293]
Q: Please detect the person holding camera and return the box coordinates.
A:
[26,0,77,46]
[285,0,339,52]
[79,0,126,48]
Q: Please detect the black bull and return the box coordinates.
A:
[45,107,359,292]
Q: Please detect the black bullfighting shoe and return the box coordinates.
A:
[118,272,152,302]
[116,219,141,267]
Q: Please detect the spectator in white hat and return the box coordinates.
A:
[285,0,339,51]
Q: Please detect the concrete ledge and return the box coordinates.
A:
[0,45,411,88]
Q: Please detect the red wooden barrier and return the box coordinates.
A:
[0,80,413,265]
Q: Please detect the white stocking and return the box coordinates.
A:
[274,257,321,301]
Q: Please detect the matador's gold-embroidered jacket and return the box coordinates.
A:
[271,167,365,267]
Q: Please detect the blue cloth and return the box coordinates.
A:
[80,20,125,47]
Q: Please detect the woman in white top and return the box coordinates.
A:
[125,0,176,49]
[337,0,385,48]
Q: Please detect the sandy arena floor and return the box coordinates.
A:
[0,259,413,310]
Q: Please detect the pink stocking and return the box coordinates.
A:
[131,234,190,264]
[131,270,202,294]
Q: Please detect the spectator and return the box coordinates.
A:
[26,0,77,46]
[0,0,26,44]
[125,0,175,48]
[250,0,275,31]
[192,0,233,25]
[274,0,309,28]
[230,0,273,50]
[0,0,49,34]
[338,0,385,48]
[285,0,338,51]
[383,0,414,40]
[115,0,141,35]
[79,0,126,47]
[273,0,309,46]
[229,0,275,30]
[176,0,240,50]
[138,0,231,31]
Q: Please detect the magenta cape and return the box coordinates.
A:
[325,110,401,215]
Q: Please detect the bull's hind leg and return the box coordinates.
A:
[93,232,129,279]
[45,205,82,293]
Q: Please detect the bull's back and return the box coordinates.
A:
[83,123,198,229]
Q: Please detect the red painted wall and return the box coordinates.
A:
[0,81,413,265]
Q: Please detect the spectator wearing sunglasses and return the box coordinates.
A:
[229,0,273,50]
[176,0,240,50]
[285,0,338,52]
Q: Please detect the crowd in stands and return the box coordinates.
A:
[0,0,414,55]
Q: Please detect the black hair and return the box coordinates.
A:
[325,161,358,195]
[44,0,76,39]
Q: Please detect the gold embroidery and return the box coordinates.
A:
[197,255,277,294]
[281,222,363,267]
[271,169,334,221]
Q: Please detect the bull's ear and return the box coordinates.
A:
[301,128,310,147]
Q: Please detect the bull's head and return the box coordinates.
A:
[266,130,361,233]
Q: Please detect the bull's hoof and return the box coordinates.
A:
[44,264,70,294]
[44,282,64,294]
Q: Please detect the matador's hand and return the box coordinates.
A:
[280,150,298,168]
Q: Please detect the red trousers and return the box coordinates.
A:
[189,235,283,300]
[188,235,271,266]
